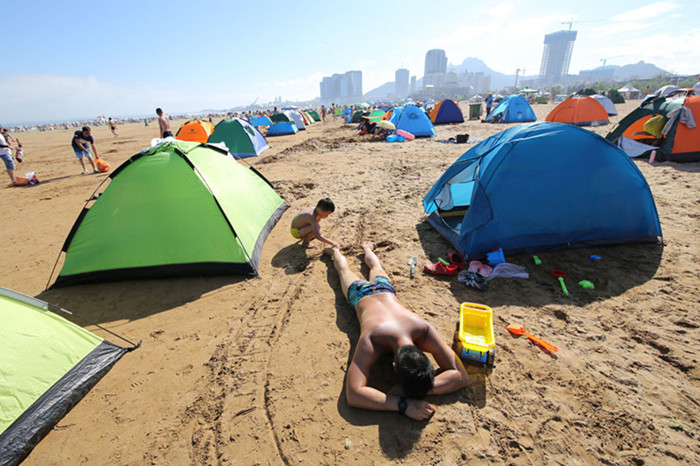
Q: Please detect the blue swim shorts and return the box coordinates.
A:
[1,152,15,170]
[73,147,91,159]
[347,276,396,310]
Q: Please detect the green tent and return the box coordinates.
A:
[52,141,288,287]
[334,107,343,117]
[607,89,626,104]
[350,110,364,123]
[207,118,269,158]
[306,110,321,121]
[368,110,386,123]
[0,286,134,464]
[270,112,292,123]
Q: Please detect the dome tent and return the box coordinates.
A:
[545,96,609,126]
[208,118,269,158]
[51,141,287,287]
[485,95,536,123]
[176,120,215,143]
[423,122,661,259]
[429,99,465,124]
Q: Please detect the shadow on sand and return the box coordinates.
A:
[415,220,664,308]
[270,243,312,275]
[320,253,482,460]
[37,275,247,328]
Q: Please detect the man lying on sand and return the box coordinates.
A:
[324,243,469,420]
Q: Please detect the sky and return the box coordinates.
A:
[1,0,698,124]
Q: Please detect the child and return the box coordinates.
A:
[290,198,339,247]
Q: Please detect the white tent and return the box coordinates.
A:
[591,94,617,115]
[618,84,642,100]
[285,111,306,130]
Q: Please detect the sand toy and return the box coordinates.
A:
[454,302,495,366]
[551,270,569,296]
[506,324,558,353]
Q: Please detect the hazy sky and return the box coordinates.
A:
[2,0,698,123]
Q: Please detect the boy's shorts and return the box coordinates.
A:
[290,228,301,239]
[73,148,91,159]
[1,152,15,170]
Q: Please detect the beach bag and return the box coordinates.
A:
[456,134,470,144]
[95,158,110,173]
[12,176,29,186]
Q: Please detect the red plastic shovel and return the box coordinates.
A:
[507,324,558,353]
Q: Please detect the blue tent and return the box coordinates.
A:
[250,116,272,127]
[423,122,662,259]
[430,99,465,124]
[390,105,435,137]
[266,121,298,136]
[485,95,536,123]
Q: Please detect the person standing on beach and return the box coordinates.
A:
[156,108,173,138]
[321,105,327,122]
[108,118,118,137]
[71,126,99,174]
[485,93,494,116]
[0,124,16,182]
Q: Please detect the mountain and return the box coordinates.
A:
[448,57,534,89]
[605,61,671,80]
[364,81,395,100]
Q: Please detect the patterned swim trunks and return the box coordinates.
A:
[347,276,396,310]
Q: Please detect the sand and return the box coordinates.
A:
[3,102,699,465]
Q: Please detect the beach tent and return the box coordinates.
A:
[640,85,686,107]
[302,112,315,125]
[429,99,465,124]
[618,84,642,100]
[349,110,364,123]
[574,88,597,96]
[391,105,436,137]
[341,108,352,120]
[176,120,215,143]
[423,122,662,259]
[266,121,298,136]
[545,96,609,126]
[306,110,321,121]
[485,95,537,123]
[285,112,305,130]
[0,286,134,464]
[270,113,293,123]
[208,118,269,158]
[591,94,617,115]
[51,141,287,287]
[250,115,273,127]
[334,107,343,117]
[607,89,626,104]
[606,95,700,162]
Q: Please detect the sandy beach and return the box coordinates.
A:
[3,101,700,465]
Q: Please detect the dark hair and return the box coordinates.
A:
[82,126,90,132]
[156,108,162,114]
[316,198,335,213]
[396,345,435,399]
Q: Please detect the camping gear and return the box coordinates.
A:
[176,120,215,143]
[454,303,495,365]
[591,94,618,115]
[208,118,269,158]
[423,261,458,276]
[506,324,558,353]
[607,96,700,162]
[306,110,321,121]
[285,111,306,130]
[390,105,436,137]
[0,286,136,464]
[423,122,662,259]
[579,280,595,289]
[551,270,570,296]
[485,95,536,123]
[95,158,110,172]
[250,115,273,127]
[429,99,465,124]
[546,96,609,126]
[50,141,288,287]
[266,121,298,136]
[455,133,469,143]
[408,256,417,278]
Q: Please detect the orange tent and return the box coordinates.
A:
[176,120,215,143]
[546,97,609,126]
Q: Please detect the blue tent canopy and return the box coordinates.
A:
[423,122,662,258]
[266,121,298,136]
[431,99,465,124]
[486,95,537,123]
[391,105,435,137]
[250,116,272,127]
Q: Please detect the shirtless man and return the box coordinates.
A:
[156,108,172,138]
[324,243,469,420]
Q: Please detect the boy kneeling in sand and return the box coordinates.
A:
[290,198,339,247]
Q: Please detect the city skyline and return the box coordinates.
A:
[1,0,698,123]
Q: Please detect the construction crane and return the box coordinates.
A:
[561,18,602,30]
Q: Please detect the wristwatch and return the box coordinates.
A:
[398,396,407,415]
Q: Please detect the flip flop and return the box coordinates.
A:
[468,260,482,273]
[478,264,492,278]
[447,251,465,269]
[424,261,459,276]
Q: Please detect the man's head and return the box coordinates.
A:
[395,345,435,399]
[316,198,335,217]
[156,108,163,116]
[82,126,91,136]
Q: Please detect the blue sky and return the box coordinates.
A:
[1,0,698,123]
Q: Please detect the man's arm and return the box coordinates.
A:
[346,336,435,420]
[90,142,99,158]
[419,325,469,395]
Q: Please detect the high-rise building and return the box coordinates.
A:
[424,49,447,88]
[395,68,409,97]
[539,30,577,84]
[410,76,416,94]
[319,70,363,103]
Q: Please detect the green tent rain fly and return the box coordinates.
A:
[51,141,288,287]
[0,287,136,465]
